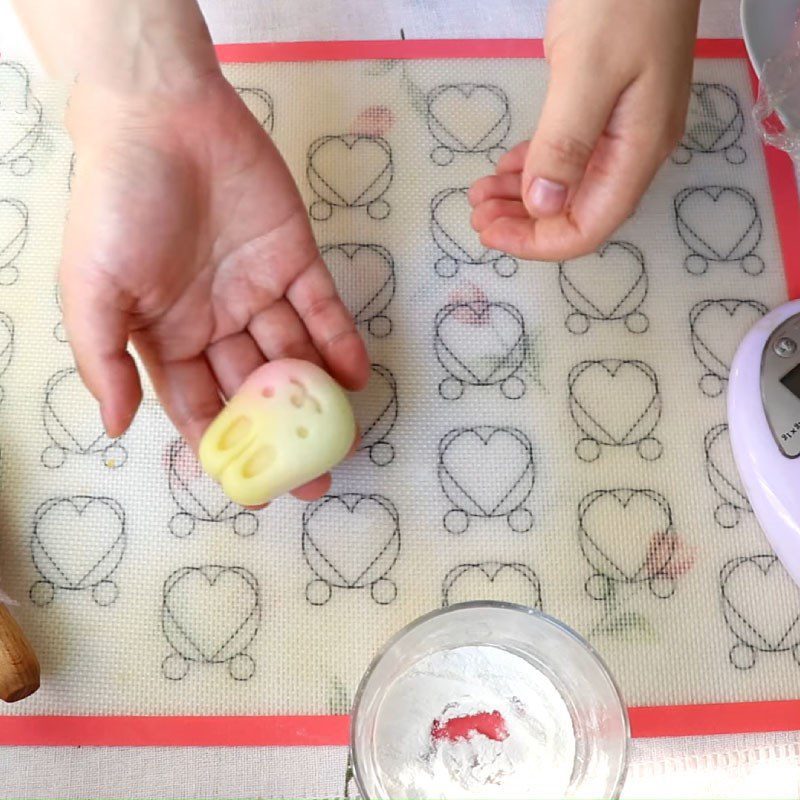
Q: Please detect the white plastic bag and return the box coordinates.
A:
[753,15,800,161]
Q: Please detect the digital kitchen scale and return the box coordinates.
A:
[729,299,800,587]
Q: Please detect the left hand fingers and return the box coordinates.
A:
[135,343,224,453]
[290,473,332,501]
[206,331,265,399]
[248,298,326,369]
[287,255,369,391]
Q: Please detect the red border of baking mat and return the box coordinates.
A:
[2,37,799,746]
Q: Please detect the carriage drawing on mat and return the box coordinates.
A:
[30,496,126,607]
[435,300,527,400]
[0,62,43,176]
[690,298,768,397]
[235,87,275,134]
[67,152,76,192]
[673,83,746,165]
[307,134,393,221]
[438,426,535,534]
[674,185,764,276]
[0,198,28,285]
[721,555,800,670]
[431,187,518,278]
[426,83,511,166]
[578,488,678,601]
[322,243,396,339]
[559,241,649,334]
[53,285,67,342]
[704,423,752,529]
[568,359,663,462]
[0,311,13,404]
[42,367,127,469]
[161,564,261,681]
[167,438,259,537]
[355,364,397,467]
[302,493,400,606]
[441,562,542,609]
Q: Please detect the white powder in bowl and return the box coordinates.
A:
[373,645,577,800]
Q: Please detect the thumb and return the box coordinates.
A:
[60,265,142,438]
[523,61,620,219]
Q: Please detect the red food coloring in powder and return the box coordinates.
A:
[431,711,508,743]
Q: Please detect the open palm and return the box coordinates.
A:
[62,74,368,499]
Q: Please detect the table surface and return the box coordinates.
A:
[1,0,799,797]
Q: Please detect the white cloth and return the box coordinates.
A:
[0,0,743,63]
[2,734,800,799]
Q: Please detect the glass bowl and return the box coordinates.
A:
[351,601,629,799]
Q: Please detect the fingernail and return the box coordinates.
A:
[528,177,567,216]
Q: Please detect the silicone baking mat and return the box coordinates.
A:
[1,39,800,747]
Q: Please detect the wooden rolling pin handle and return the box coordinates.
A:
[0,602,40,702]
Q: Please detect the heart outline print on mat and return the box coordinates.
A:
[441,562,542,609]
[353,363,398,467]
[425,83,511,166]
[53,285,67,342]
[0,198,27,285]
[434,299,527,400]
[431,187,518,278]
[704,423,752,529]
[166,438,259,538]
[0,62,43,177]
[41,367,127,469]
[721,555,800,670]
[302,493,400,606]
[29,495,126,608]
[161,564,261,681]
[578,488,678,601]
[322,243,396,338]
[0,310,14,404]
[235,87,275,134]
[568,359,663,462]
[689,298,768,397]
[559,240,649,334]
[307,134,393,221]
[674,185,764,276]
[67,152,76,192]
[674,83,746,166]
[438,426,535,534]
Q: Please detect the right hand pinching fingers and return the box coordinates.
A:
[468,0,699,262]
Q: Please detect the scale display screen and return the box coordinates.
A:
[780,362,800,400]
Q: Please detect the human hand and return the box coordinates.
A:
[469,0,700,262]
[62,73,369,500]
